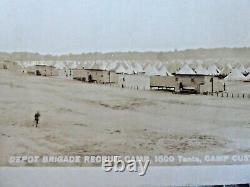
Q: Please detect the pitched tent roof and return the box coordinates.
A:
[237,64,247,73]
[158,65,172,76]
[89,62,107,70]
[195,64,209,75]
[106,61,117,71]
[123,63,134,74]
[167,62,182,73]
[75,62,84,69]
[176,64,196,75]
[246,66,250,73]
[144,64,160,76]
[113,63,127,74]
[69,61,78,69]
[132,62,144,73]
[220,64,232,75]
[189,61,198,70]
[52,61,66,69]
[224,69,247,81]
[207,64,220,75]
[155,61,163,69]
[84,61,95,69]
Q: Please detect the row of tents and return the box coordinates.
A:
[81,61,250,81]
[16,60,250,81]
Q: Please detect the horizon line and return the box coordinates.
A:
[1,46,250,56]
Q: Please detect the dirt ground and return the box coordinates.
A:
[1,70,250,166]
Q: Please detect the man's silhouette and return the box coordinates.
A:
[34,112,41,127]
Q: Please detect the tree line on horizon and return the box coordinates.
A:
[0,47,250,62]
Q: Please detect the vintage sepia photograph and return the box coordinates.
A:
[0,0,250,186]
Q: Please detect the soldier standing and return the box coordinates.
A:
[34,112,41,128]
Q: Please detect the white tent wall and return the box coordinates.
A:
[118,74,150,90]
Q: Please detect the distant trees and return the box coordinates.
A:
[0,47,250,63]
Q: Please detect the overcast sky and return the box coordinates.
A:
[0,0,249,54]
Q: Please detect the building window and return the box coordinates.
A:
[175,77,178,81]
[191,78,194,82]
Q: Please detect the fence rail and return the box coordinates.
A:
[213,92,250,99]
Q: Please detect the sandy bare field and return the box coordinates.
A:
[1,70,250,166]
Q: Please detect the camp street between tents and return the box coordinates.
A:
[0,70,250,166]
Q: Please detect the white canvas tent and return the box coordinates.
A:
[176,64,196,75]
[53,61,65,69]
[68,61,78,69]
[113,63,127,74]
[207,64,220,75]
[84,61,95,69]
[158,65,172,76]
[90,62,107,70]
[247,66,250,73]
[195,64,209,75]
[237,64,247,74]
[132,62,144,73]
[144,64,160,76]
[155,61,163,69]
[106,61,117,71]
[220,64,232,75]
[123,63,134,74]
[167,62,182,74]
[75,63,84,69]
[224,69,247,81]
